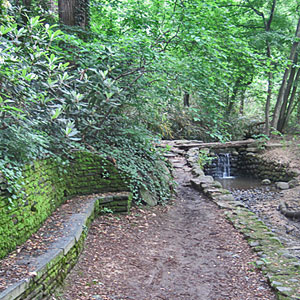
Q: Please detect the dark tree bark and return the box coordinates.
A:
[272,17,300,130]
[58,0,89,28]
[277,53,298,132]
[280,67,300,131]
[265,69,273,135]
[183,92,190,107]
[255,0,276,135]
[58,0,76,26]
[239,89,246,115]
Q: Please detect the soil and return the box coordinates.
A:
[55,156,276,300]
[2,137,299,299]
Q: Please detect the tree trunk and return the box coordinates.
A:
[264,0,275,135]
[58,0,89,28]
[298,99,300,123]
[58,0,76,26]
[239,89,246,115]
[280,67,300,130]
[183,91,190,107]
[177,139,256,150]
[265,69,273,135]
[277,54,298,132]
[271,17,300,130]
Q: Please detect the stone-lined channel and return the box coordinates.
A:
[161,139,300,300]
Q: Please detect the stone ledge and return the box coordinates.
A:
[0,192,132,300]
[187,149,300,300]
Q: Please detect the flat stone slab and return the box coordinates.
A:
[265,143,284,149]
[0,192,131,300]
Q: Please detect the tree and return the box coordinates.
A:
[58,0,89,28]
[271,17,300,131]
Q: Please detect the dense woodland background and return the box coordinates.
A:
[1,0,300,203]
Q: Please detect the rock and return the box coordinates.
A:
[275,182,290,190]
[211,181,222,188]
[262,179,271,185]
[247,147,259,152]
[191,167,205,177]
[215,201,234,209]
[214,194,235,202]
[276,286,292,293]
[288,179,299,188]
[91,296,104,300]
[198,175,214,183]
[246,152,256,157]
[140,187,157,206]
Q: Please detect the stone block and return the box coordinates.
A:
[276,182,289,190]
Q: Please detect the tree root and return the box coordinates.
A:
[278,201,300,219]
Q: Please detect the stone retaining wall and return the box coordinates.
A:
[238,150,296,182]
[0,151,129,259]
[0,193,132,300]
[204,146,297,182]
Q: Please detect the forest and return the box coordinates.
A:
[1,0,300,203]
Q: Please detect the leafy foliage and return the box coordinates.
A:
[1,0,300,205]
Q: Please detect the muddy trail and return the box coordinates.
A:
[57,156,276,300]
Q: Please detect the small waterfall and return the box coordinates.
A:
[216,153,233,178]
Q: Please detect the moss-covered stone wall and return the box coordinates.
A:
[0,151,129,259]
[0,193,132,300]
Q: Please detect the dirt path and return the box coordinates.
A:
[56,156,276,300]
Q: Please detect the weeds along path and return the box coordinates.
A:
[57,155,276,300]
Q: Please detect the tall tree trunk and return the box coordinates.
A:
[280,67,300,131]
[265,69,273,135]
[243,1,276,134]
[271,17,300,130]
[297,99,300,123]
[239,89,246,115]
[58,0,89,28]
[264,0,276,135]
[183,91,190,107]
[58,0,76,26]
[277,54,298,132]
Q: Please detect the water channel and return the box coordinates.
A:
[209,153,300,248]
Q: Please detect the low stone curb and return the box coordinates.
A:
[0,192,132,300]
[187,150,300,300]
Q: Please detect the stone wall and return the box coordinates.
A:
[0,151,130,259]
[237,150,296,182]
[0,193,132,300]
[203,147,297,182]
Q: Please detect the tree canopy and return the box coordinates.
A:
[1,0,300,202]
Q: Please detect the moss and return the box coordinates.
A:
[0,151,130,259]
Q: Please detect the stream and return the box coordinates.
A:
[212,153,300,254]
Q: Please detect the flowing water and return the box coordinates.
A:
[215,153,233,179]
